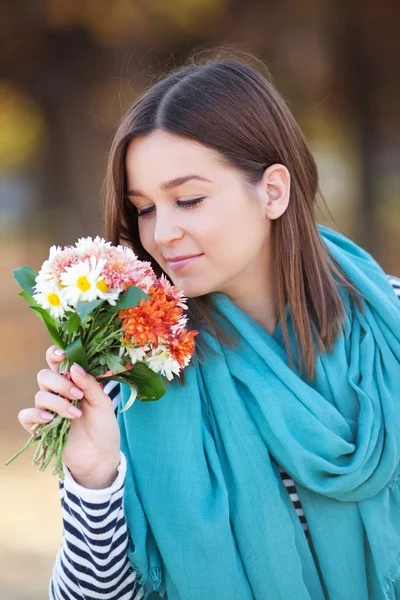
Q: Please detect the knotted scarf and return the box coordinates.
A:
[117,225,400,600]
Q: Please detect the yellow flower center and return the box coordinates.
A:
[47,293,61,306]
[77,276,91,292]
[97,279,108,292]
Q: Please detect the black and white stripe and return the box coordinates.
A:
[50,274,400,598]
[277,464,311,541]
[387,274,400,298]
[49,380,144,600]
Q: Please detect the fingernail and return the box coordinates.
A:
[40,411,54,420]
[71,386,84,399]
[73,363,87,376]
[68,405,82,418]
[55,349,64,356]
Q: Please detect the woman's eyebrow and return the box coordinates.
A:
[127,174,212,197]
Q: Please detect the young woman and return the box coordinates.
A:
[18,52,400,600]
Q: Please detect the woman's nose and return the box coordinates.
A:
[153,209,184,246]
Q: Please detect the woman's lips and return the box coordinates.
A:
[166,254,203,272]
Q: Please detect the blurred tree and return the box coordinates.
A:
[0,0,229,241]
[332,0,400,254]
[0,82,45,169]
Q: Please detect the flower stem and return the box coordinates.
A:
[4,375,73,474]
[32,435,46,465]
[87,329,122,360]
[54,417,71,480]
[41,431,58,470]
[4,433,42,465]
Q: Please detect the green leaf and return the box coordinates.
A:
[119,385,138,413]
[13,266,37,295]
[64,338,89,371]
[112,286,150,311]
[86,311,119,344]
[88,365,107,377]
[67,312,81,334]
[95,362,166,403]
[94,311,115,327]
[75,299,105,322]
[123,362,166,401]
[103,353,125,373]
[18,290,40,307]
[29,306,65,349]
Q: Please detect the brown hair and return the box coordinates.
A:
[103,48,363,381]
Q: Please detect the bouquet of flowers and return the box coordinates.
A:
[5,236,198,478]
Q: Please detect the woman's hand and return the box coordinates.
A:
[17,345,121,488]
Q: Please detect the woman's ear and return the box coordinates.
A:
[257,164,291,219]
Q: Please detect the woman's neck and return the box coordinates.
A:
[229,288,278,335]
[221,252,278,335]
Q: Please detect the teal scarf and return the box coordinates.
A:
[117,225,400,600]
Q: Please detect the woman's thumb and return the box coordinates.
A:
[69,363,108,408]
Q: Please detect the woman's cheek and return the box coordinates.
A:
[139,221,157,256]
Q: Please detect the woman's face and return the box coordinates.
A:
[125,130,283,298]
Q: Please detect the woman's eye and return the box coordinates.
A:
[137,206,155,218]
[137,197,205,218]
[176,197,205,209]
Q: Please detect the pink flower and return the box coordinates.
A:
[99,246,157,292]
[158,274,188,309]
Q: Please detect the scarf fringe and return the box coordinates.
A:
[149,565,167,598]
[383,560,400,600]
[129,554,167,599]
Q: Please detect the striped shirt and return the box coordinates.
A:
[49,274,400,599]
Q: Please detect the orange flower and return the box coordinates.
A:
[169,329,198,366]
[118,285,183,347]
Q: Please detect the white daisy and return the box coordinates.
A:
[146,343,181,381]
[60,256,107,306]
[35,245,63,285]
[94,280,121,306]
[35,265,55,285]
[33,283,69,319]
[124,344,150,365]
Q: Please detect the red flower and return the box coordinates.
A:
[118,285,183,347]
[169,330,198,366]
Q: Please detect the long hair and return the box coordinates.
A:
[103,48,362,381]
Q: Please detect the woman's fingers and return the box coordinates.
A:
[35,368,85,419]
[37,368,84,402]
[68,363,108,409]
[34,389,83,419]
[17,348,86,436]
[45,345,65,374]
[18,407,57,433]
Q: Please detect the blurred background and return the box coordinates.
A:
[0,1,399,598]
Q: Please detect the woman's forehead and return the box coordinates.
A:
[125,132,229,191]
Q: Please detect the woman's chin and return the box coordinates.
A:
[173,281,216,299]
[167,267,222,298]
[180,287,211,298]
